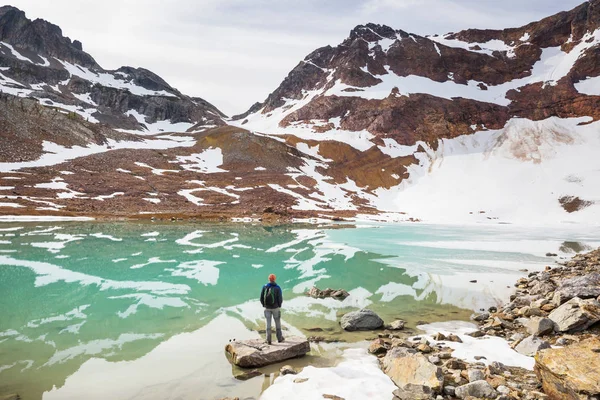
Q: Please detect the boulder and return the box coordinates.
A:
[455,380,498,399]
[525,317,554,336]
[515,335,551,357]
[225,336,310,368]
[529,281,555,296]
[382,347,444,393]
[535,337,600,400]
[392,384,434,400]
[467,369,485,382]
[553,273,600,304]
[340,309,383,331]
[548,297,600,333]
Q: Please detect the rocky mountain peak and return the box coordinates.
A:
[0,5,97,67]
[348,23,400,42]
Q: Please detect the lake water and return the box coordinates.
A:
[1,221,599,400]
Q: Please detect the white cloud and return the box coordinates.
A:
[13,0,583,116]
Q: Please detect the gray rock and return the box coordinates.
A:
[525,317,554,336]
[428,356,440,364]
[443,386,456,396]
[306,286,349,299]
[531,298,549,308]
[510,332,526,342]
[486,361,507,375]
[529,281,555,296]
[225,336,310,368]
[471,312,490,322]
[340,309,384,331]
[553,273,600,304]
[392,384,434,400]
[548,297,600,332]
[455,380,498,399]
[514,335,551,357]
[467,369,485,382]
[497,385,511,395]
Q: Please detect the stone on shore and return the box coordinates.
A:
[280,365,297,375]
[548,297,600,333]
[392,384,434,400]
[225,336,310,368]
[454,380,498,399]
[306,286,350,300]
[552,273,600,304]
[525,317,554,336]
[387,319,406,330]
[514,335,551,357]
[340,309,384,331]
[535,337,600,400]
[382,347,443,393]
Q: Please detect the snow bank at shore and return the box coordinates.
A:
[260,348,396,400]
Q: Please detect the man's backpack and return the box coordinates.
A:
[264,285,277,308]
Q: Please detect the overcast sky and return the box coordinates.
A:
[12,0,583,116]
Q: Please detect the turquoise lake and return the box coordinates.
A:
[0,221,599,400]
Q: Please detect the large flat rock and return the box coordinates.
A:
[225,336,310,368]
[535,337,600,400]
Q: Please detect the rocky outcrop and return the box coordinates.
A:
[225,336,310,368]
[535,337,600,400]
[548,297,600,333]
[0,94,138,162]
[0,5,97,67]
[382,347,444,393]
[340,309,384,331]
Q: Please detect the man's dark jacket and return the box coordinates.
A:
[260,282,283,309]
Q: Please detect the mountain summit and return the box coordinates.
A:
[0,6,225,136]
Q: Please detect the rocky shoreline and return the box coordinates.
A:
[366,248,600,400]
[220,248,599,400]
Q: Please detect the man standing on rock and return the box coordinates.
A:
[260,273,284,345]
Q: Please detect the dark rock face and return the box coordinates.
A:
[0,6,226,132]
[0,6,97,67]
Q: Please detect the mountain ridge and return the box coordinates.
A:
[1,2,599,224]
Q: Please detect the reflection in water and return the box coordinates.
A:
[0,222,598,399]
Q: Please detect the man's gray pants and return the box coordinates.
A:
[264,307,283,343]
